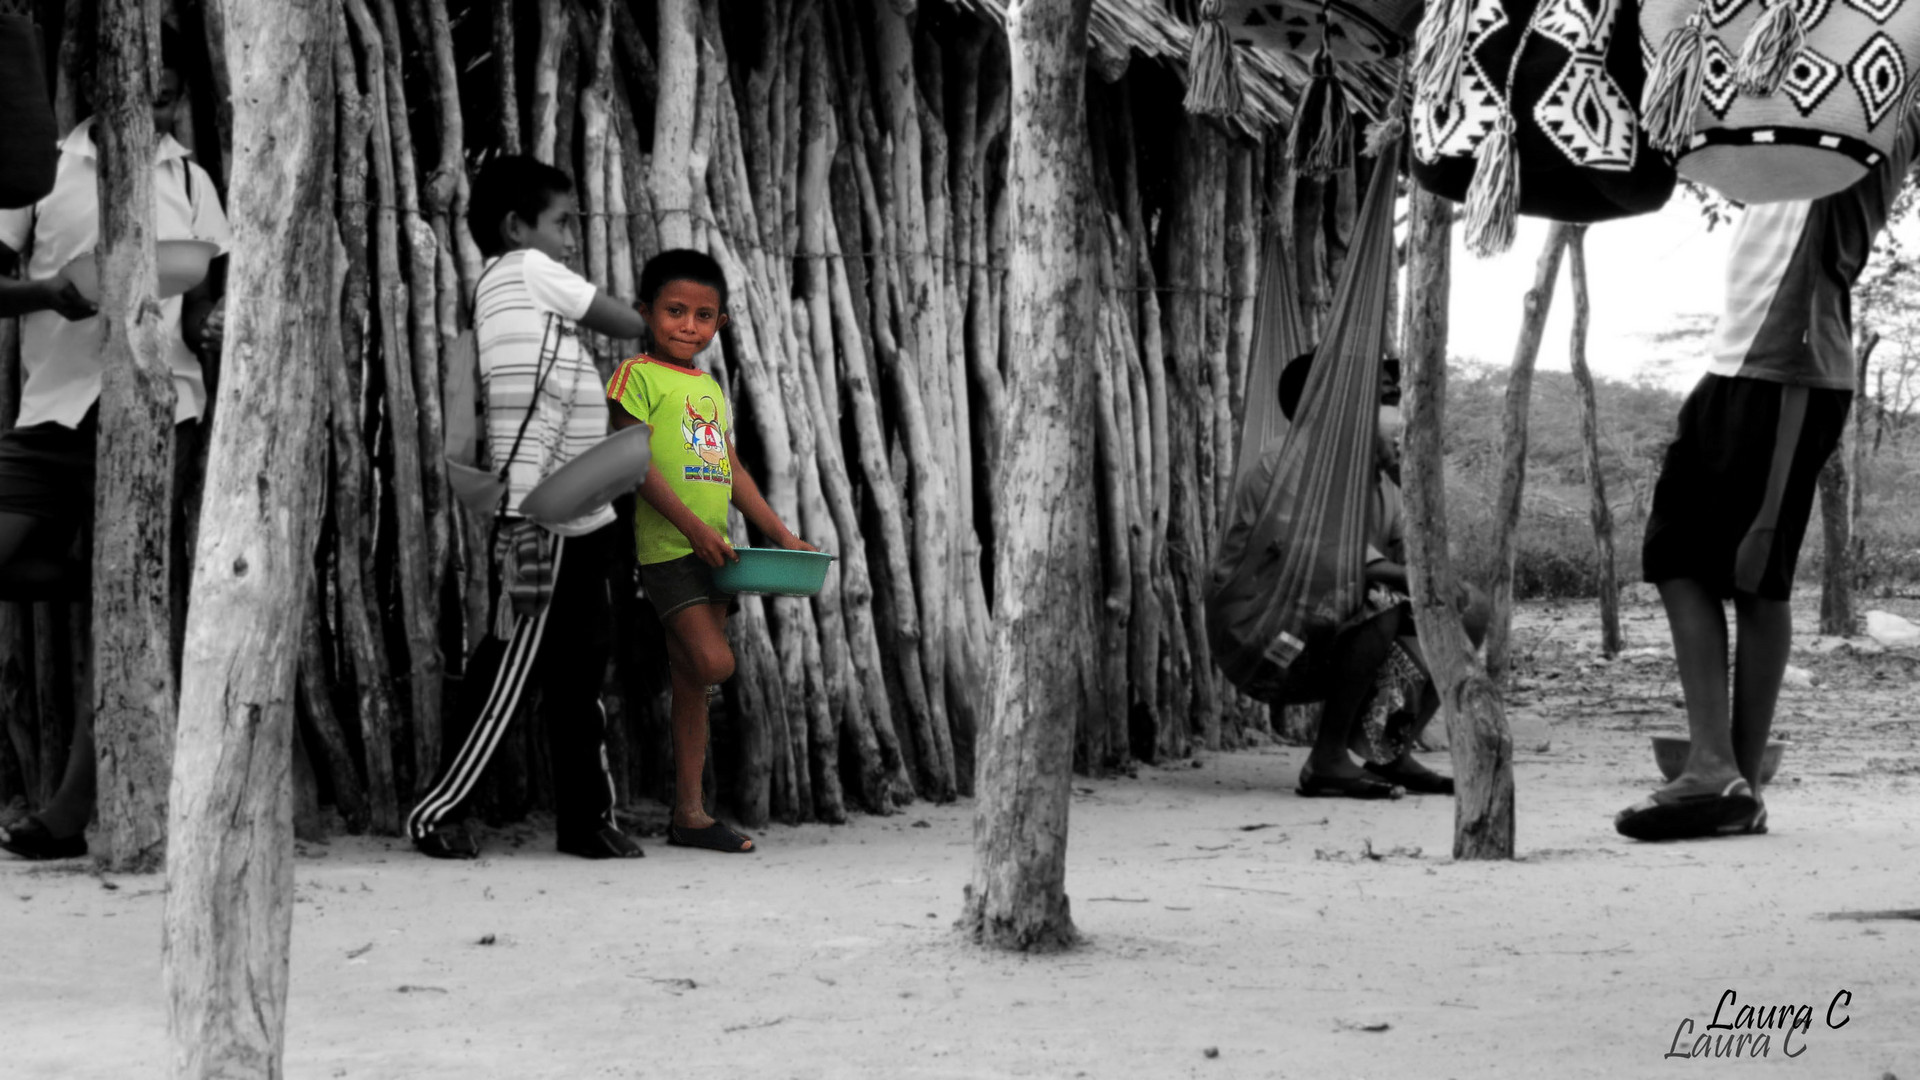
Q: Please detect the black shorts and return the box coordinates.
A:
[0,410,97,555]
[637,553,733,621]
[1642,374,1851,601]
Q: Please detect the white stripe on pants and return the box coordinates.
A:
[406,535,566,839]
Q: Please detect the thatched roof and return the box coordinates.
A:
[947,0,1400,132]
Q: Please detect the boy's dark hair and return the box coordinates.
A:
[467,155,574,257]
[1279,348,1402,421]
[639,248,729,312]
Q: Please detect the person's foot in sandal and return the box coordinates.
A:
[558,825,644,860]
[1615,777,1760,841]
[0,816,88,861]
[1297,763,1403,800]
[1365,754,1454,795]
[667,818,755,853]
[414,823,480,860]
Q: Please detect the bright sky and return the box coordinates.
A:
[1438,196,1920,392]
[1439,201,1727,393]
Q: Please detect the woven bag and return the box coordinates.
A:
[1411,0,1678,254]
[1640,0,1920,201]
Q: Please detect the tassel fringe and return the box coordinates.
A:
[1413,0,1470,103]
[1641,12,1708,156]
[1464,113,1518,257]
[1736,1,1805,97]
[1183,0,1245,117]
[494,530,519,640]
[1290,53,1353,179]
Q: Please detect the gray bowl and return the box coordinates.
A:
[1650,734,1786,784]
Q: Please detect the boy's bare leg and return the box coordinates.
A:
[1657,578,1744,797]
[1730,594,1792,794]
[664,601,749,847]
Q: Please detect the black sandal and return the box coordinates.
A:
[558,825,645,859]
[1296,766,1404,801]
[414,824,480,860]
[667,821,756,853]
[1614,778,1760,842]
[1365,761,1455,796]
[0,817,88,861]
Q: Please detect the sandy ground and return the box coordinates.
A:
[6,597,1920,1080]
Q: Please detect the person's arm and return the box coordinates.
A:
[1363,556,1409,592]
[578,290,648,339]
[726,435,815,552]
[0,275,94,320]
[181,270,222,356]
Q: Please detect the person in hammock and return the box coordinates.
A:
[1615,109,1920,842]
[1247,351,1488,800]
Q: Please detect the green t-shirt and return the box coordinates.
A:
[606,354,734,564]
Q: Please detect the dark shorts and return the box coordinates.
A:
[0,410,98,555]
[637,553,732,621]
[1642,374,1852,601]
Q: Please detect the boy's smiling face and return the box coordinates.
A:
[640,279,728,365]
[504,191,576,265]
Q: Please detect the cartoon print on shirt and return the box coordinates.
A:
[681,394,731,483]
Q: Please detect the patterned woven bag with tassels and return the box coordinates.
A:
[1410,0,1677,255]
[1639,0,1920,203]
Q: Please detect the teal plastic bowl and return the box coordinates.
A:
[711,548,836,597]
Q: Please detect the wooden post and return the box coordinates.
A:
[651,0,697,248]
[1400,188,1515,860]
[1564,226,1621,657]
[162,0,333,1070]
[493,0,522,152]
[963,0,1097,952]
[91,0,177,872]
[1486,222,1572,678]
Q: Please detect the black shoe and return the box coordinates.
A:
[557,825,644,860]
[0,817,88,861]
[414,824,480,860]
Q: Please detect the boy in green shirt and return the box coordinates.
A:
[608,249,813,853]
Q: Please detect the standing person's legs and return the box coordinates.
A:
[1654,578,1742,791]
[0,413,99,860]
[533,527,638,858]
[663,600,751,850]
[1731,595,1792,792]
[407,534,568,858]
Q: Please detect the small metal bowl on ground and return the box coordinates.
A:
[1650,733,1787,785]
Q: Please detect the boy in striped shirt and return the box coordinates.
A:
[1617,112,1920,842]
[408,155,652,860]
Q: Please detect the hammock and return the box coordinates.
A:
[1229,209,1311,489]
[1207,144,1399,704]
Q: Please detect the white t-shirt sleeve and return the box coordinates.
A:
[187,162,234,257]
[521,248,596,322]
[0,207,30,255]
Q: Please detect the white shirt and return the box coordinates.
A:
[474,248,613,537]
[0,118,233,429]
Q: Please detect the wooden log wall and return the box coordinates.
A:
[0,0,1354,835]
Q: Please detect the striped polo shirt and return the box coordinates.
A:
[474,248,614,536]
[1708,111,1920,391]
